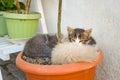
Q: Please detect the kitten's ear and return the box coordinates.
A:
[85,28,92,34]
[84,28,92,37]
[67,26,74,34]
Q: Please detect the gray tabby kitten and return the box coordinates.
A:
[23,34,58,65]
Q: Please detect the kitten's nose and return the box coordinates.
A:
[75,38,80,44]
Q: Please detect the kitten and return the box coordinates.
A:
[51,27,98,65]
[23,34,58,58]
[67,26,96,45]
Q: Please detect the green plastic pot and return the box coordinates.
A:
[0,12,8,36]
[3,12,41,39]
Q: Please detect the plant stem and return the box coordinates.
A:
[57,0,62,43]
[15,0,21,14]
[25,0,31,14]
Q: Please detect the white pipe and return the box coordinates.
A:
[36,0,48,34]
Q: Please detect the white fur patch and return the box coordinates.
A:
[75,37,80,44]
[51,42,98,65]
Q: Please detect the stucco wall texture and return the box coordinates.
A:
[31,0,120,80]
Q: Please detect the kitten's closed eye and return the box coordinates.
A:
[71,38,75,42]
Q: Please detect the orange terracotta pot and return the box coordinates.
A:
[16,50,103,80]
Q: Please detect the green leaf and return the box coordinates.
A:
[0,0,25,11]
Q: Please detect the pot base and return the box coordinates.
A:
[26,67,96,80]
[16,50,103,80]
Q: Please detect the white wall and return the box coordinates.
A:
[42,0,120,80]
[42,0,58,33]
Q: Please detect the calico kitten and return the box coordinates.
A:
[51,27,98,65]
[67,26,96,45]
[23,34,57,64]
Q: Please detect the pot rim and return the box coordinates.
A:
[0,11,5,16]
[3,11,41,19]
[16,49,103,75]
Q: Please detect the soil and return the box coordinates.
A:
[22,56,51,65]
